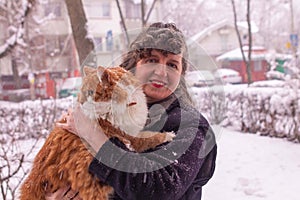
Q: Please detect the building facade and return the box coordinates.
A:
[0,0,163,100]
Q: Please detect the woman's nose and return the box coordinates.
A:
[154,64,167,77]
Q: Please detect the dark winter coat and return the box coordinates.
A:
[89,94,217,200]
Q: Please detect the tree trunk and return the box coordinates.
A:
[12,56,21,89]
[246,0,252,84]
[231,0,252,84]
[141,0,146,26]
[64,0,95,68]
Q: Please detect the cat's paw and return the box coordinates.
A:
[164,131,175,142]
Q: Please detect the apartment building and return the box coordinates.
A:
[1,0,163,75]
[0,0,163,100]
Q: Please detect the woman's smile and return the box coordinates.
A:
[150,80,166,88]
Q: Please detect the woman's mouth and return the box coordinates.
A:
[150,80,165,88]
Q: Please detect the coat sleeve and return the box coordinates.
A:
[88,110,217,200]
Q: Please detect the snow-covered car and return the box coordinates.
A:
[185,70,215,87]
[58,77,82,98]
[214,68,242,84]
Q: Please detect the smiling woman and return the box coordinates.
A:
[135,50,183,103]
[47,22,217,200]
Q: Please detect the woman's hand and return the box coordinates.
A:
[56,103,108,153]
[45,186,82,200]
[57,108,78,135]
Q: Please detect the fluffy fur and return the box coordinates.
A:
[19,66,174,200]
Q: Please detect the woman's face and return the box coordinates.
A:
[135,50,183,103]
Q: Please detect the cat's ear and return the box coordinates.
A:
[83,66,95,76]
[96,66,106,83]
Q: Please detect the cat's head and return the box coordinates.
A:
[78,66,148,136]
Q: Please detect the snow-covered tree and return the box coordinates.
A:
[0,0,35,88]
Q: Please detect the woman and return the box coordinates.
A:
[48,22,217,200]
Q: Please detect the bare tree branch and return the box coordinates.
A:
[1,155,24,182]
[144,0,158,24]
[115,0,130,47]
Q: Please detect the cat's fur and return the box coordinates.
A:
[19,66,175,200]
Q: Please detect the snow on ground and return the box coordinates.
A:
[204,126,300,200]
[2,83,300,199]
[13,126,300,200]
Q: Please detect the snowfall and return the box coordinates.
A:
[1,83,300,200]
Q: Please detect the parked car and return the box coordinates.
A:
[58,77,82,98]
[214,68,242,84]
[185,70,215,87]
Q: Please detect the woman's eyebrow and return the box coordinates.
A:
[148,54,159,58]
[168,59,180,64]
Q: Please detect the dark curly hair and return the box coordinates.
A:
[120,22,193,104]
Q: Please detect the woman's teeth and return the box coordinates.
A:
[151,80,165,86]
[150,80,165,88]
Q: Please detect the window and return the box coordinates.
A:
[125,1,141,19]
[94,37,103,51]
[0,23,5,39]
[85,2,111,18]
[220,34,229,52]
[45,35,69,56]
[46,36,60,56]
[30,36,45,70]
[44,2,62,18]
[102,2,110,17]
[106,30,113,51]
[253,61,262,72]
[0,6,6,19]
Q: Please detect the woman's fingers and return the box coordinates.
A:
[45,186,70,200]
[56,117,77,136]
[45,186,82,200]
[62,187,81,200]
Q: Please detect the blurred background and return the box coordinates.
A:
[0,0,299,101]
[1,1,300,199]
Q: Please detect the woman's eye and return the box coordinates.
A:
[167,63,178,69]
[145,58,158,63]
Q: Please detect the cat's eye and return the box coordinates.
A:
[87,90,94,96]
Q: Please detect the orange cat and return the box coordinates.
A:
[19,66,175,200]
